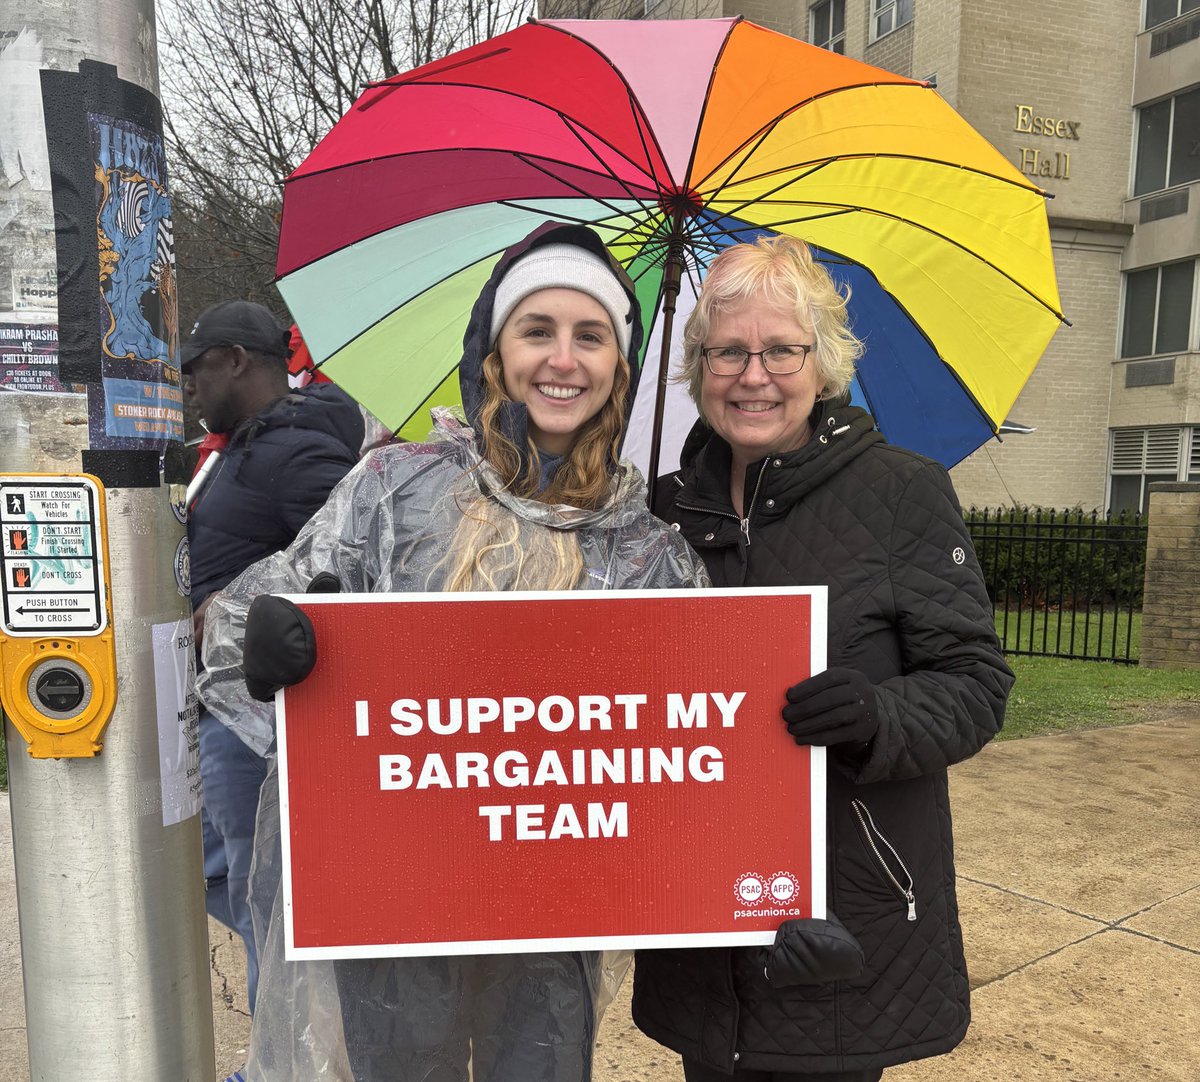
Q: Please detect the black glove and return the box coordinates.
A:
[782,667,877,752]
[242,574,340,702]
[764,913,865,987]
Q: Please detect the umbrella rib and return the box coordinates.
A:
[698,166,1065,322]
[625,86,672,198]
[695,207,856,247]
[711,201,1064,320]
[620,216,726,284]
[556,113,661,223]
[292,85,667,192]
[310,243,518,363]
[689,81,1035,199]
[511,153,661,232]
[802,234,1017,456]
[377,84,668,195]
[698,151,1049,209]
[701,159,837,221]
[391,363,462,437]
[494,200,679,261]
[846,269,1000,444]
[681,254,704,298]
[495,199,633,231]
[628,257,672,286]
[734,200,1065,319]
[495,198,716,269]
[694,94,812,208]
[283,145,661,202]
[278,149,666,280]
[679,15,743,194]
[533,19,677,192]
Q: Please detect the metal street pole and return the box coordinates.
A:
[0,0,215,1078]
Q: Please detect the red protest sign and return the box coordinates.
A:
[278,587,827,960]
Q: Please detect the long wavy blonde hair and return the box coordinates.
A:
[437,345,633,593]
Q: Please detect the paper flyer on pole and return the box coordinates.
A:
[151,617,202,827]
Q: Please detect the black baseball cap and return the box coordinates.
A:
[180,300,290,370]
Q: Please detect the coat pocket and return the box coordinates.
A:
[850,799,917,922]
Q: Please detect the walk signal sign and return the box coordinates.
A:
[0,474,117,757]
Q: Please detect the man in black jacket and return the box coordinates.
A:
[182,300,364,1012]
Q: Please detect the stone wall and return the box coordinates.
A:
[1140,482,1200,670]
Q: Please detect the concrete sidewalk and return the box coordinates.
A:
[599,707,1200,1082]
[3,708,1198,1081]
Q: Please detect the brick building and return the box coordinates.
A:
[548,0,1200,512]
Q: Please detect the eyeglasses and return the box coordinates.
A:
[702,344,813,376]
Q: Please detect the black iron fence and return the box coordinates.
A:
[965,507,1149,664]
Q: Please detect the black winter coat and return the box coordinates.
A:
[632,399,1013,1074]
[189,384,364,608]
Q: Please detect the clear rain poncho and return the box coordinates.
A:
[198,410,709,1081]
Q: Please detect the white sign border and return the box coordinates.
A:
[277,585,829,961]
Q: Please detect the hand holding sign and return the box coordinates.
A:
[242,572,342,700]
[782,667,878,757]
[764,914,864,987]
[244,596,318,701]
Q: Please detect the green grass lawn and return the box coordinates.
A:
[996,608,1141,662]
[1000,653,1199,739]
[988,609,1198,740]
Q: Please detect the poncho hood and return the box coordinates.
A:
[458,222,645,455]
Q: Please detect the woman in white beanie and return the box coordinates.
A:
[197,222,709,1081]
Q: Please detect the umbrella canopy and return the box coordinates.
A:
[276,16,1063,477]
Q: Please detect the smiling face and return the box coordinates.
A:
[497,287,620,455]
[699,296,823,472]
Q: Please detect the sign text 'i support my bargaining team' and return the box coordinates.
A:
[277,587,827,960]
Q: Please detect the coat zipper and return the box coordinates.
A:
[675,459,771,546]
[738,460,770,542]
[850,799,917,921]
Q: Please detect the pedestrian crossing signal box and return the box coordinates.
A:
[0,474,118,758]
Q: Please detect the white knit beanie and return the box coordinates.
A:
[489,243,633,356]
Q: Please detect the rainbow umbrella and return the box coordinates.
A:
[276,16,1064,482]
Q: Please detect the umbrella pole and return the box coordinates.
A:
[646,242,685,509]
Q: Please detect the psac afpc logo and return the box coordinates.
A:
[734,870,799,907]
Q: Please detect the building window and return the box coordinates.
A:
[1133,86,1200,196]
[871,0,913,41]
[811,0,846,53]
[1145,0,1200,31]
[1109,427,1197,513]
[1120,260,1195,358]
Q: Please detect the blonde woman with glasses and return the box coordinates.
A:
[633,234,1012,1082]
